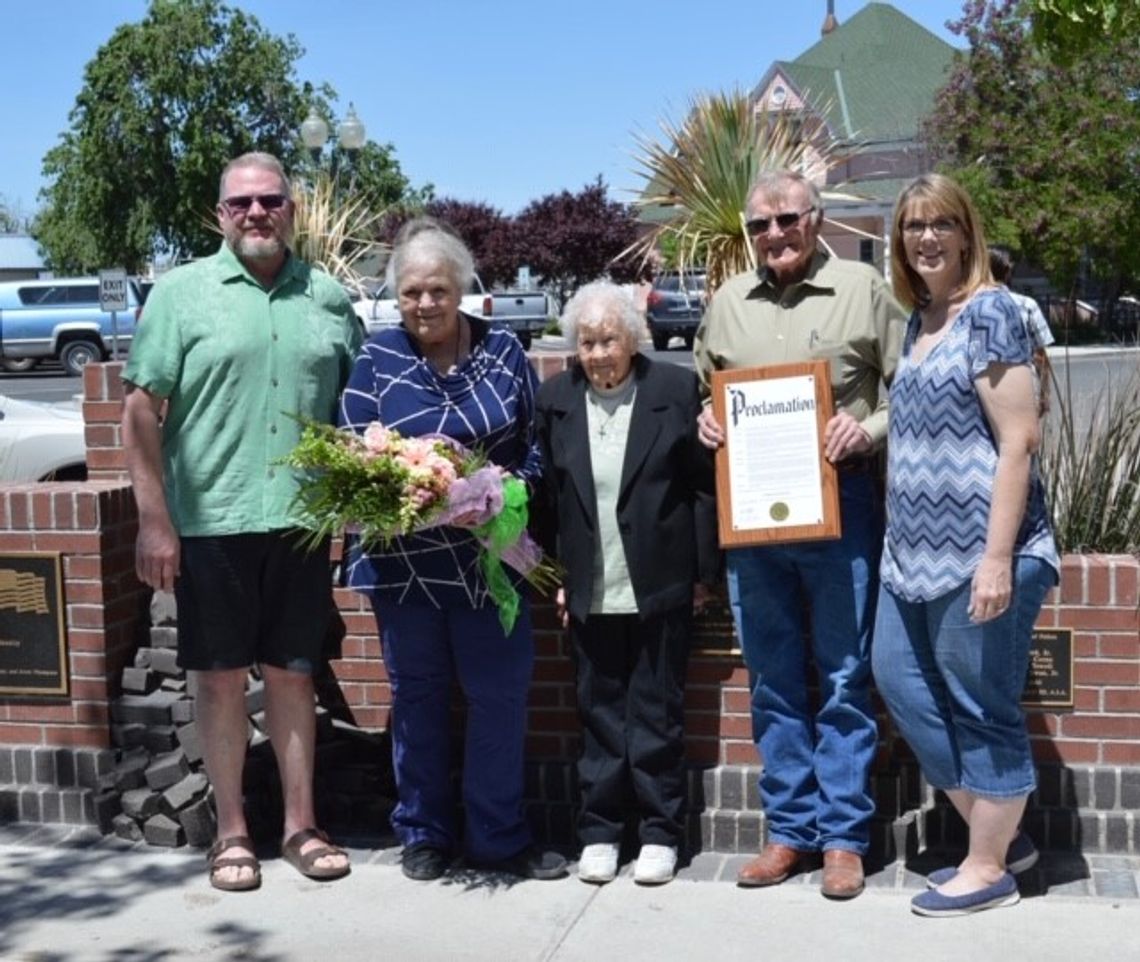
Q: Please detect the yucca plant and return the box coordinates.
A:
[1039,363,1140,554]
[289,174,388,294]
[625,89,843,293]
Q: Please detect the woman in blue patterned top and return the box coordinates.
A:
[339,218,566,882]
[872,175,1059,918]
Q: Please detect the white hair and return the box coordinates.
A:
[747,169,824,226]
[560,280,643,351]
[385,217,475,293]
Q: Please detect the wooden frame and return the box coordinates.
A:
[710,361,841,548]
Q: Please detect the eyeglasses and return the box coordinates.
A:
[220,193,290,215]
[902,218,957,238]
[744,207,815,236]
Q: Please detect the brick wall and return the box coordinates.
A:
[1031,555,1140,766]
[15,361,1140,772]
[0,480,146,748]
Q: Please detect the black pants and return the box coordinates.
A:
[572,607,690,848]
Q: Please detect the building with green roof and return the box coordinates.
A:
[638,2,958,272]
[753,2,957,268]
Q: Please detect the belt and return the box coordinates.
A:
[836,458,873,476]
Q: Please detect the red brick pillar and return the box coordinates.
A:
[0,481,145,748]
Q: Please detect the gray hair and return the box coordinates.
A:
[560,280,643,351]
[746,170,823,226]
[385,217,475,294]
[218,152,291,201]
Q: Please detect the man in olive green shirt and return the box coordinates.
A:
[695,170,906,900]
[122,152,361,891]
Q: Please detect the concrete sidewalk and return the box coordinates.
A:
[2,826,1138,962]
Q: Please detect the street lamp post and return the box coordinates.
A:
[299,103,366,186]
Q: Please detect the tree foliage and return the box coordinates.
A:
[32,0,416,273]
[0,196,20,234]
[1025,0,1140,61]
[378,184,638,299]
[921,0,1140,297]
[379,199,518,288]
[513,178,640,307]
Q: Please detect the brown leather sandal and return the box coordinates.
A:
[282,828,351,881]
[207,835,261,892]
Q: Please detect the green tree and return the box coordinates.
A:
[33,0,416,273]
[1025,0,1140,61]
[922,1,1140,302]
[0,196,20,234]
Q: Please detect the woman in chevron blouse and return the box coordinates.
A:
[872,174,1059,918]
[339,218,567,883]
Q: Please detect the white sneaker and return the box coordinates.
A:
[578,843,620,883]
[633,844,677,885]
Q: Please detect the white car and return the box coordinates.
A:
[0,394,87,482]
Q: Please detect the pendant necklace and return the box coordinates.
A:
[588,378,634,439]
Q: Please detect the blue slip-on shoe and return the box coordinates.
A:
[911,872,1019,917]
[925,832,1039,888]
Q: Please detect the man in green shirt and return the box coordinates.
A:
[695,170,906,900]
[122,152,361,891]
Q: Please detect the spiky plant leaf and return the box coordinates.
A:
[625,89,844,293]
[290,174,388,293]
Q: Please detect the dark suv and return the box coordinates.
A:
[646,271,706,350]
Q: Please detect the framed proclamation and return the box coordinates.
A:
[710,360,841,548]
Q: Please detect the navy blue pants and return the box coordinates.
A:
[369,598,534,862]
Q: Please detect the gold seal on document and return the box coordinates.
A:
[769,502,790,521]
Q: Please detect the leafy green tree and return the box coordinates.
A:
[922,0,1140,303]
[1025,0,1140,61]
[0,197,20,234]
[33,0,416,273]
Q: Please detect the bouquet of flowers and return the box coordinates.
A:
[283,419,558,633]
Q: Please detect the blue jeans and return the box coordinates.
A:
[872,556,1056,798]
[369,598,535,862]
[727,472,880,854]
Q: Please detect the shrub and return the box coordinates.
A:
[1039,362,1140,554]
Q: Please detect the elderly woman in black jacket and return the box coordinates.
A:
[536,280,719,885]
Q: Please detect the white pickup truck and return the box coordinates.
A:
[352,274,550,349]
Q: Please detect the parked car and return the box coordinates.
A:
[646,271,706,350]
[0,394,86,482]
[0,277,144,376]
[485,289,551,349]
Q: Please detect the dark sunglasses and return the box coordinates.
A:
[745,206,816,236]
[220,193,290,214]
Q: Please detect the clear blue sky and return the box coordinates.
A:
[0,0,966,220]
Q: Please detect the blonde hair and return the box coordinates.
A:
[890,174,992,310]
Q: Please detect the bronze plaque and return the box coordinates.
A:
[0,553,68,696]
[1021,627,1073,710]
[692,600,741,657]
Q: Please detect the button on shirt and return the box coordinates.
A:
[124,243,362,535]
[694,251,907,446]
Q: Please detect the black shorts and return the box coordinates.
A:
[174,530,333,674]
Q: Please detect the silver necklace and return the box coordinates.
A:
[588,380,634,438]
[595,406,621,438]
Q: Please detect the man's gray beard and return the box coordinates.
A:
[235,233,287,261]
